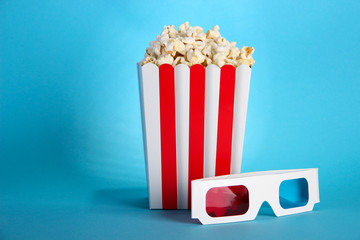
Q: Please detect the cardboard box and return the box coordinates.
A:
[137,63,252,209]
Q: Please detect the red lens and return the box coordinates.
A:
[206,185,249,217]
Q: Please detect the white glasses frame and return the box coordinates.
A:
[191,168,319,225]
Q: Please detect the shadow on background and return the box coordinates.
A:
[91,188,200,224]
[91,189,280,223]
[258,201,276,217]
[159,210,199,225]
[91,188,148,211]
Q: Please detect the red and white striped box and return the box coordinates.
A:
[137,63,252,209]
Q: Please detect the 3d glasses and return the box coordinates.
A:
[191,168,319,224]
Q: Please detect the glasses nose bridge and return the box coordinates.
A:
[261,177,278,196]
[256,178,280,210]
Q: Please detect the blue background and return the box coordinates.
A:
[1,0,359,239]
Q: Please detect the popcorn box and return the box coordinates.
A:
[137,63,252,209]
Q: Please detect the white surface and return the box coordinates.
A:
[231,65,251,174]
[175,64,190,209]
[139,63,162,209]
[137,63,149,196]
[203,65,221,178]
[192,168,320,224]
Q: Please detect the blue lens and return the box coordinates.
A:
[279,178,309,209]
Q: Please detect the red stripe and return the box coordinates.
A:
[159,64,178,209]
[188,64,206,209]
[215,65,236,176]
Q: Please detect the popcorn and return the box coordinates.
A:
[140,22,255,68]
[202,45,212,57]
[173,56,188,67]
[228,46,240,60]
[206,25,221,40]
[213,53,226,67]
[238,46,255,67]
[165,39,186,56]
[142,56,155,65]
[186,49,206,65]
[178,22,190,34]
[156,54,174,65]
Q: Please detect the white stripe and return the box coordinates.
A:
[231,65,252,174]
[175,64,190,209]
[138,63,149,192]
[203,64,221,178]
[140,63,162,209]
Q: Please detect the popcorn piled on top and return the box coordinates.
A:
[140,22,255,68]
